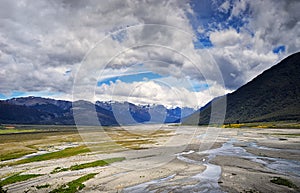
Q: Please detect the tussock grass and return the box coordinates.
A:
[0,129,82,163]
[0,173,42,186]
[70,157,125,170]
[222,121,300,129]
[270,177,297,188]
[0,129,37,134]
[0,184,7,193]
[273,133,300,137]
[0,130,80,144]
[0,149,36,161]
[104,127,172,149]
[7,146,90,166]
[222,124,245,128]
[49,173,97,193]
[51,167,69,174]
[36,184,50,189]
[51,157,125,174]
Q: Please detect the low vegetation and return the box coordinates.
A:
[36,184,50,189]
[70,157,125,170]
[0,150,36,161]
[222,123,245,128]
[269,133,300,137]
[0,185,7,193]
[51,167,69,174]
[51,157,125,174]
[7,146,90,166]
[222,122,300,129]
[49,173,97,193]
[0,129,37,134]
[270,177,297,188]
[0,128,82,163]
[0,128,80,144]
[0,173,42,186]
[104,127,172,149]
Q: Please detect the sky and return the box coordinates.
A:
[0,0,299,108]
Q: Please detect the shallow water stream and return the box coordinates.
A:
[123,136,300,193]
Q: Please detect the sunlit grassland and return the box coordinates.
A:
[51,157,125,174]
[103,127,173,149]
[36,183,50,189]
[222,121,300,129]
[0,129,37,134]
[0,125,173,167]
[270,177,298,189]
[5,146,90,166]
[0,173,42,186]
[49,173,97,193]
[0,126,82,162]
[0,150,36,162]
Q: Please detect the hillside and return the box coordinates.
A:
[184,52,300,125]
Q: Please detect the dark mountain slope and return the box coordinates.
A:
[0,101,54,124]
[184,52,300,124]
[0,97,195,125]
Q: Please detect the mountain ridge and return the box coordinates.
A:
[184,52,300,125]
[0,97,195,125]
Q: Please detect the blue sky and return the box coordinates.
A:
[97,72,162,86]
[97,71,210,93]
[0,91,60,100]
[273,45,286,54]
[188,0,252,49]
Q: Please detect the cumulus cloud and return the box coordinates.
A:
[248,0,300,53]
[206,0,300,89]
[0,0,299,108]
[210,28,249,47]
[218,1,230,13]
[95,79,230,108]
[0,0,195,95]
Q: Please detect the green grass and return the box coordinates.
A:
[0,129,37,134]
[0,185,7,193]
[70,157,125,170]
[50,167,69,174]
[49,173,97,193]
[222,121,300,129]
[271,133,300,137]
[222,123,245,128]
[0,150,36,161]
[0,173,42,186]
[0,130,80,144]
[7,146,90,166]
[36,184,50,189]
[270,177,297,188]
[51,157,125,174]
[243,189,260,193]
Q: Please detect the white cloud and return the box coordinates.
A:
[230,0,248,18]
[219,1,230,13]
[0,0,299,108]
[0,0,193,95]
[210,28,246,46]
[248,0,300,53]
[95,79,231,108]
[207,0,300,89]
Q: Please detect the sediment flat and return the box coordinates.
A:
[0,125,299,192]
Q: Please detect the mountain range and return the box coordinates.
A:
[183,52,300,125]
[0,97,195,125]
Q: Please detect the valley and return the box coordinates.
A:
[1,1,299,193]
[0,125,299,193]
